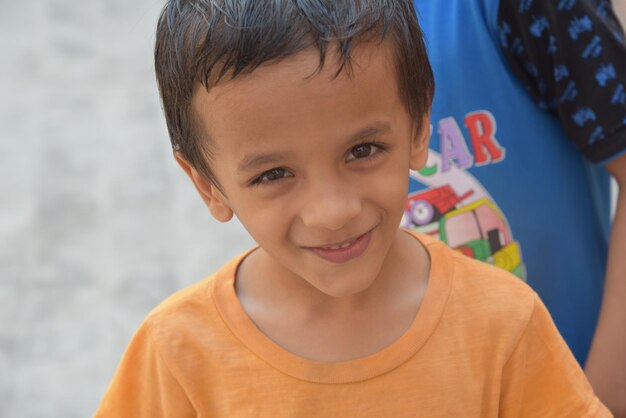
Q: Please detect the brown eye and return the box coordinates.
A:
[351,144,373,159]
[251,167,293,186]
[347,143,386,162]
[262,168,286,181]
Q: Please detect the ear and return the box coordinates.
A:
[409,116,431,171]
[174,153,234,222]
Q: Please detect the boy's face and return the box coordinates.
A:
[183,40,429,298]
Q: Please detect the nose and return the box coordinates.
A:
[299,179,362,231]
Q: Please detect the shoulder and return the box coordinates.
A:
[139,250,251,361]
[144,250,246,334]
[424,234,535,308]
[141,276,220,346]
[147,277,214,322]
[450,243,533,299]
[423,236,538,342]
[450,244,536,322]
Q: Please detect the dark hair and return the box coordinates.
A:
[155,0,434,185]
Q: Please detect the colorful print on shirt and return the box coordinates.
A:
[402,111,526,280]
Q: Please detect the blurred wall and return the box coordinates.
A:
[1,2,253,417]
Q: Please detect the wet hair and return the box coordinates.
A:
[155,0,434,186]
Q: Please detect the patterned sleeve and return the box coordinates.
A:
[497,0,626,163]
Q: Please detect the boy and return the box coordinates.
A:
[96,1,611,416]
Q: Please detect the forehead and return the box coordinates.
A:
[191,40,404,154]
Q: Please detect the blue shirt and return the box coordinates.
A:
[410,0,626,364]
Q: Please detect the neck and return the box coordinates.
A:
[237,229,430,319]
[235,229,431,362]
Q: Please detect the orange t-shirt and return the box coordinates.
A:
[95,233,611,417]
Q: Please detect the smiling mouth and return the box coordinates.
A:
[305,228,374,264]
[319,236,361,250]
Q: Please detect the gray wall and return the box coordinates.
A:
[1,2,253,417]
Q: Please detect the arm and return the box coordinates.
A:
[585,151,626,418]
[498,0,626,162]
[615,0,626,27]
[497,1,626,413]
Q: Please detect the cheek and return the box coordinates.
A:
[235,199,292,243]
[365,161,411,213]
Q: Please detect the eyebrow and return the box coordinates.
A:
[348,121,392,142]
[238,153,285,173]
[237,121,392,173]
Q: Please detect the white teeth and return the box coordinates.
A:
[322,239,355,250]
